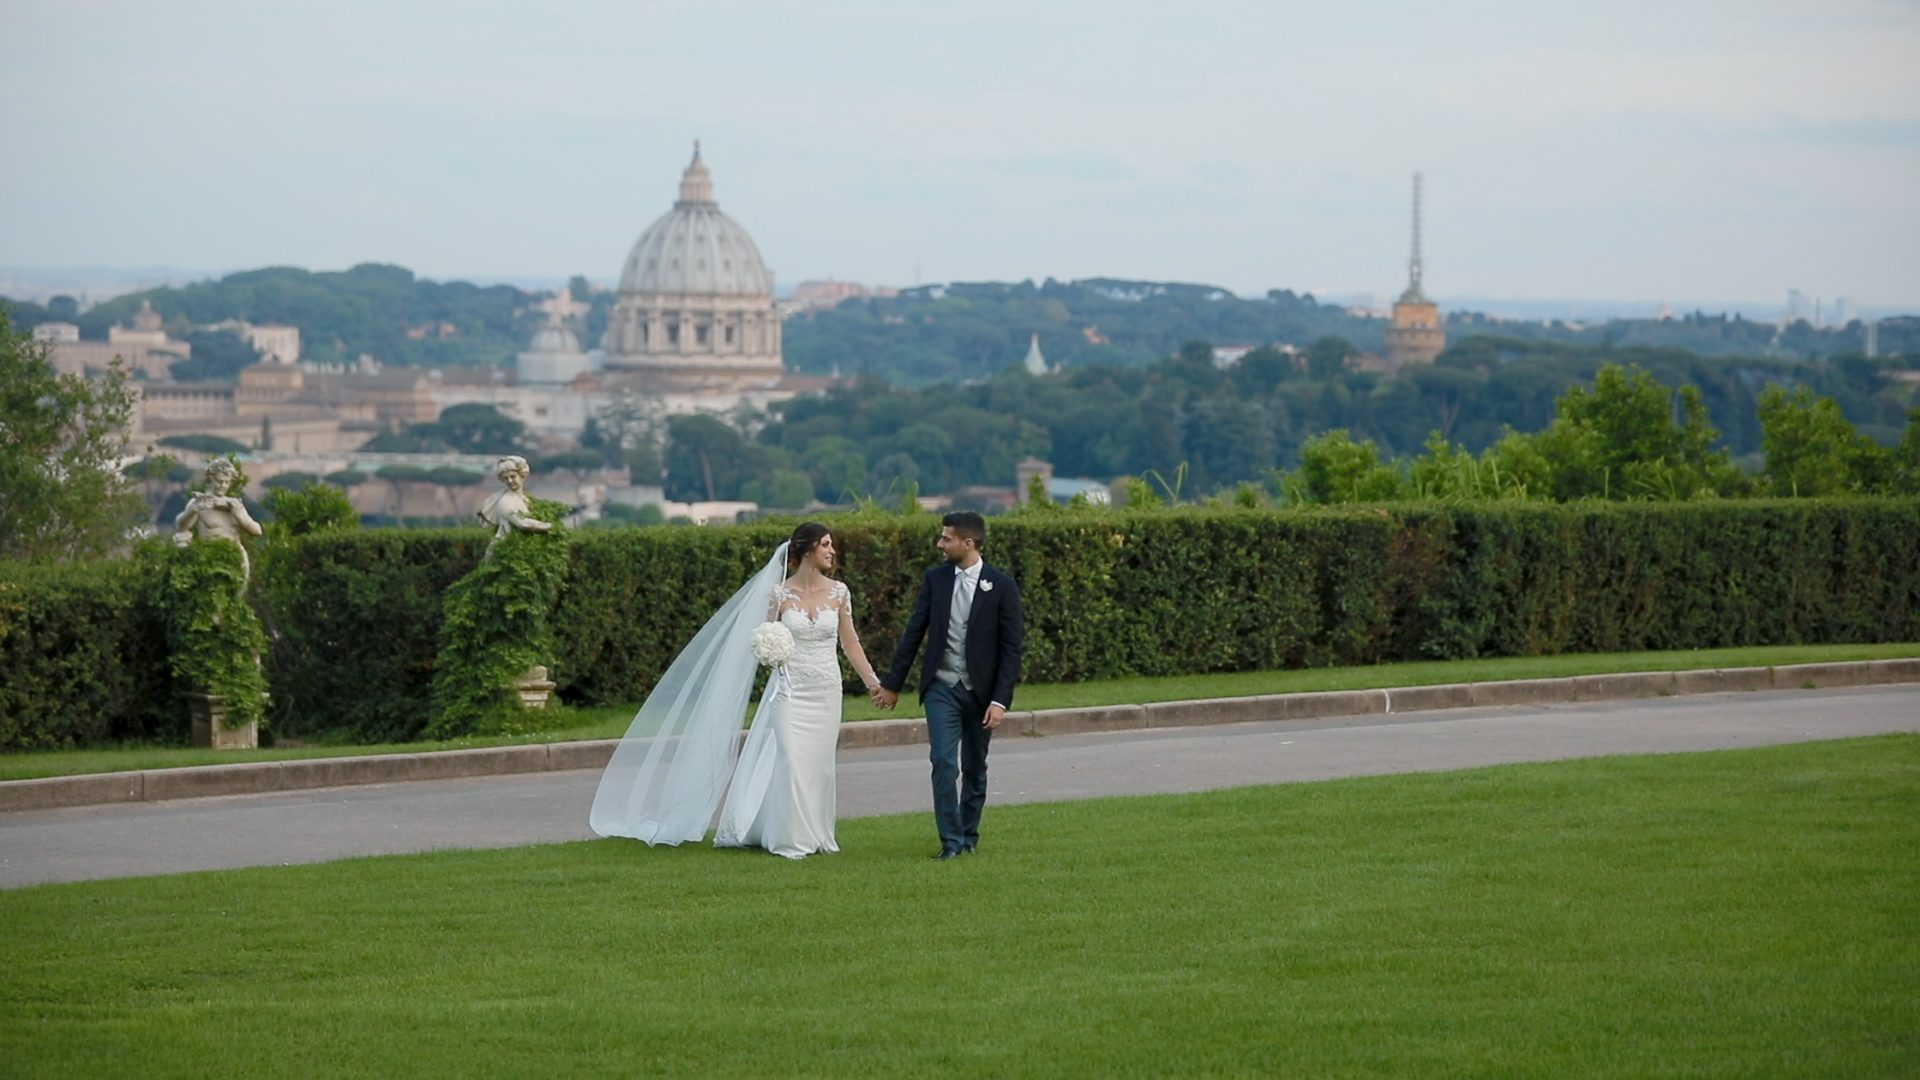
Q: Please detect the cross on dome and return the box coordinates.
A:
[536,287,590,326]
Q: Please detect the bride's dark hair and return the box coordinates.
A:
[787,522,833,570]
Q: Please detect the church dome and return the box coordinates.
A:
[617,144,773,298]
[527,323,581,354]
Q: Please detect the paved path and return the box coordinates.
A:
[4,685,1915,889]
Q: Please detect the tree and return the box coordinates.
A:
[1283,429,1405,504]
[1756,384,1890,496]
[866,452,921,495]
[264,471,322,491]
[123,455,195,525]
[169,330,263,382]
[534,451,606,473]
[663,414,789,502]
[426,466,484,487]
[158,433,250,455]
[0,310,144,560]
[1306,336,1358,380]
[799,437,867,502]
[1232,345,1299,395]
[1897,407,1920,495]
[430,404,524,455]
[740,469,815,509]
[362,403,525,456]
[1502,363,1747,500]
[375,464,432,520]
[1183,397,1276,491]
[263,484,359,538]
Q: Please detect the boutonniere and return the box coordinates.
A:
[979,580,994,592]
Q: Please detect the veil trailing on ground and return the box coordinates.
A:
[589,542,789,844]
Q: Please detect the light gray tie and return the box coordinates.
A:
[951,569,973,631]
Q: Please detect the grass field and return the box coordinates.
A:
[4,641,1916,782]
[3,735,1915,1078]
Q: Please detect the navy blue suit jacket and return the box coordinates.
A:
[881,561,1023,710]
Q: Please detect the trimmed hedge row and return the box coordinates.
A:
[0,559,174,749]
[3,499,1917,750]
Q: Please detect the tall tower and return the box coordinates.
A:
[1385,171,1445,371]
[1407,170,1425,301]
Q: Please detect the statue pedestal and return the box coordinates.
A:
[184,692,261,749]
[515,666,557,709]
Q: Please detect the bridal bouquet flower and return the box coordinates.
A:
[751,621,796,667]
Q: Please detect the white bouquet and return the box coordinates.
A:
[751,621,796,668]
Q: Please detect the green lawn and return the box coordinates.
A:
[4,641,1916,782]
[3,735,1915,1078]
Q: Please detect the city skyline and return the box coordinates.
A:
[3,0,1917,308]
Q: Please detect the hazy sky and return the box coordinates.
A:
[4,0,1916,307]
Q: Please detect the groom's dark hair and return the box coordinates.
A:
[942,511,986,549]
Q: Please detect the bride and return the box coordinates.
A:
[589,522,882,858]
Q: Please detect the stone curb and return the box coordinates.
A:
[5,658,1916,813]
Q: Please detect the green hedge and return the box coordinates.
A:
[261,530,485,743]
[3,499,1918,751]
[0,559,174,749]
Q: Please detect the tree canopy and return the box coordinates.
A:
[0,310,143,560]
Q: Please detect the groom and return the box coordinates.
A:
[874,512,1023,860]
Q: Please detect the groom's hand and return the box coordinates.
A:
[984,704,1006,730]
[872,687,899,709]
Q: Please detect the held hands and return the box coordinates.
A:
[870,685,899,709]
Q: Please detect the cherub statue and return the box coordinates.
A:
[173,457,264,583]
[477,455,553,556]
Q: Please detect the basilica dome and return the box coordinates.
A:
[604,143,782,388]
[617,151,773,297]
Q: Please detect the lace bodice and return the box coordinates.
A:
[772,580,850,688]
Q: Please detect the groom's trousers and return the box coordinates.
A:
[925,681,991,852]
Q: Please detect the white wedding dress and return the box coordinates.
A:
[589,544,876,859]
[714,580,855,858]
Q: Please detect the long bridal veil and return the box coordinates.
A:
[589,542,789,844]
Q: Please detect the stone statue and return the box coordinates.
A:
[173,458,264,583]
[477,455,553,556]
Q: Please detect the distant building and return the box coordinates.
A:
[1383,172,1445,371]
[199,319,302,364]
[517,289,593,386]
[245,324,301,365]
[603,143,784,391]
[786,280,899,312]
[133,362,436,454]
[1015,455,1053,500]
[1210,345,1255,368]
[32,322,79,344]
[1024,334,1050,376]
[48,300,189,379]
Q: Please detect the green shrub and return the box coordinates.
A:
[426,500,571,738]
[5,499,1917,750]
[255,498,1920,739]
[263,485,360,540]
[159,540,270,729]
[259,528,486,742]
[0,559,173,750]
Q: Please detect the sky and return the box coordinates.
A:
[3,0,1917,312]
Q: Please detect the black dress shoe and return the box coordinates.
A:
[961,844,977,855]
[932,849,961,860]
